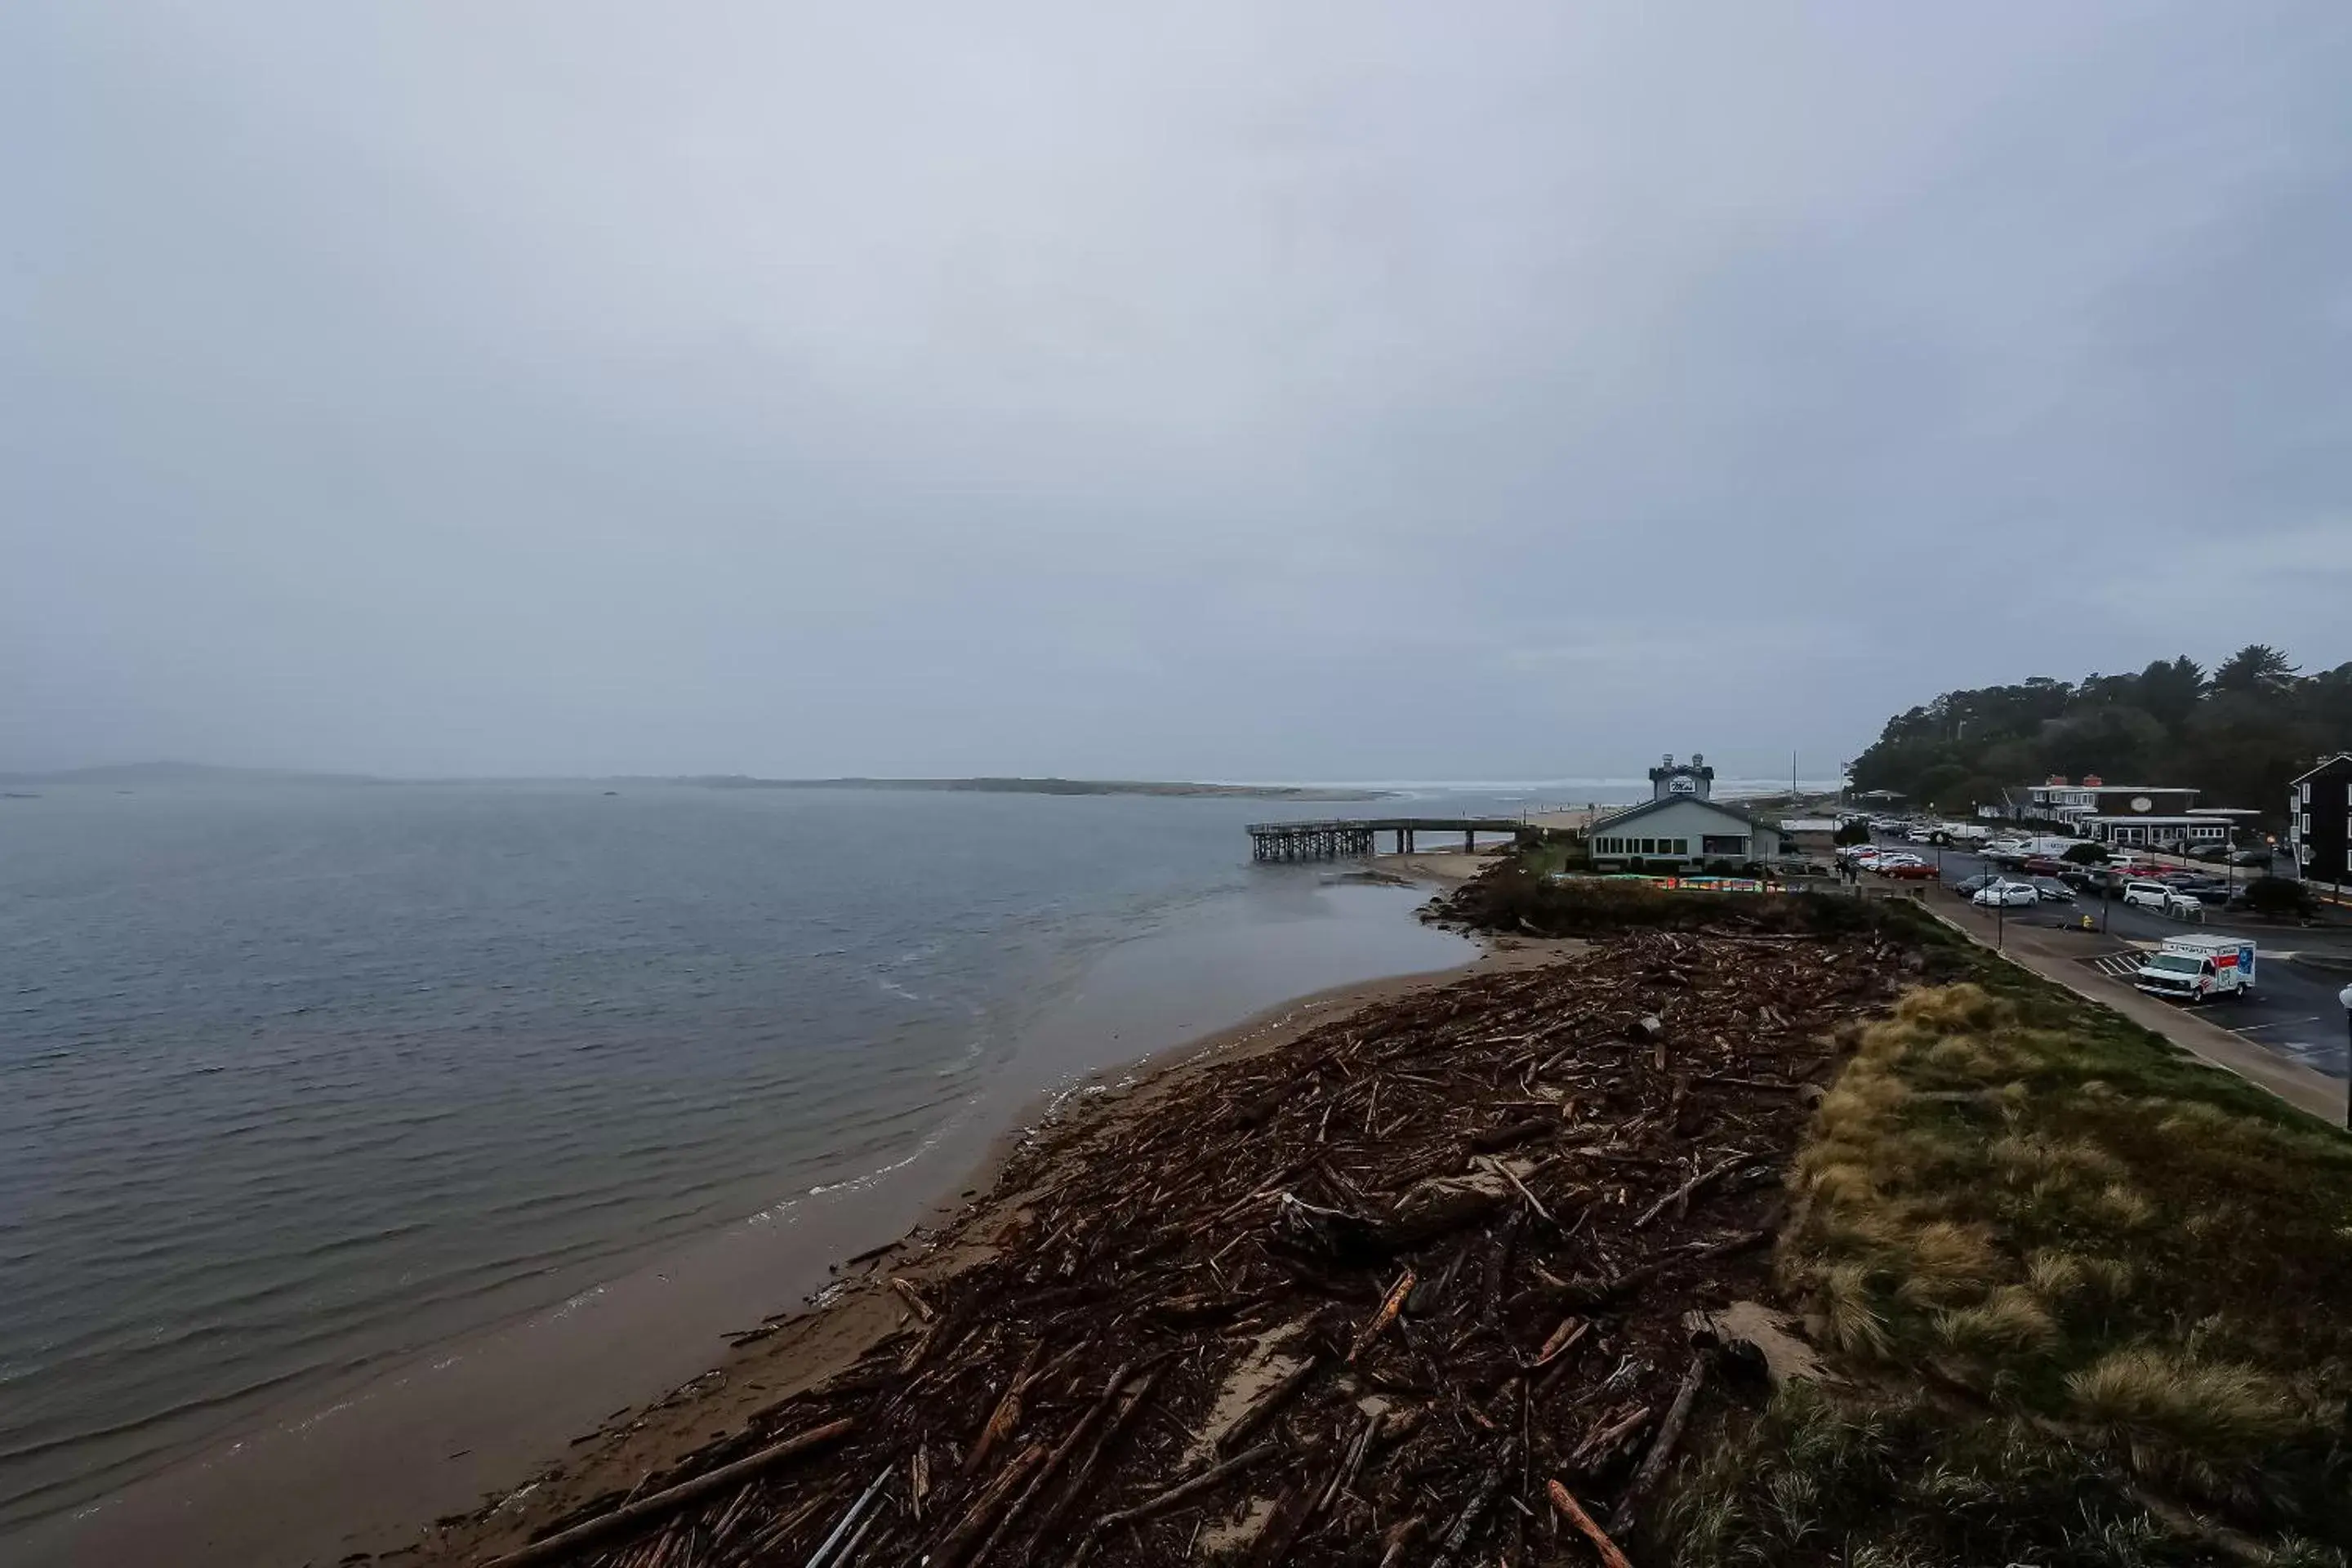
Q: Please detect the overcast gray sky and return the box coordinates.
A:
[6,3,2348,782]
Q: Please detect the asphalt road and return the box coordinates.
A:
[1858,832,2352,1080]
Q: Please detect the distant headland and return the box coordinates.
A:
[0,762,1390,803]
[681,775,1392,801]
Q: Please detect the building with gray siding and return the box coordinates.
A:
[1586,754,1784,869]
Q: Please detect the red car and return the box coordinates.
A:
[2023,855,2069,875]
[1881,860,1939,880]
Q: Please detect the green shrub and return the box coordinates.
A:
[2240,877,2313,915]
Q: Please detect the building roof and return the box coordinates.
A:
[2289,753,2352,785]
[1590,795,1775,835]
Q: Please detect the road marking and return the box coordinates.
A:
[2230,1017,2324,1032]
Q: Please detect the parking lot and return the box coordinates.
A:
[1853,830,2352,1080]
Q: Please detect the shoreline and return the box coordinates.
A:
[406,923,1584,1566]
[11,867,1486,1568]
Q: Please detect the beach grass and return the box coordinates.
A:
[1662,924,2352,1564]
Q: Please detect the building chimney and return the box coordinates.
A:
[2082,774,2104,789]
[2046,775,2068,786]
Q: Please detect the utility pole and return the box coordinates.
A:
[2341,982,2352,1130]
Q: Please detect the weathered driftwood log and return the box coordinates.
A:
[479,1417,853,1568]
[1091,1439,1281,1533]
[1219,1354,1322,1455]
[1547,1478,1635,1568]
[1428,1445,1513,1568]
[931,1438,1045,1568]
[1611,1348,1712,1534]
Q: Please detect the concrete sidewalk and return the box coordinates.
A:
[1931,898,2346,1126]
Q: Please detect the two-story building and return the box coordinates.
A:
[1587,754,1784,869]
[2287,755,2352,883]
[2009,774,2203,828]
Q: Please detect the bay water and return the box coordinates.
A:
[0,779,1512,1549]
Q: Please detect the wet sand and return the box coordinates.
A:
[12,878,1481,1568]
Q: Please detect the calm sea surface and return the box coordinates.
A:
[0,780,1513,1536]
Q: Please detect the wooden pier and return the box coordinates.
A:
[1245,817,1527,862]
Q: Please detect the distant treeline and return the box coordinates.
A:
[1848,644,2352,823]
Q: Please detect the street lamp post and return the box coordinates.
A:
[2341,983,2352,1132]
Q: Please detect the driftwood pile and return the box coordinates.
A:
[488,930,1909,1568]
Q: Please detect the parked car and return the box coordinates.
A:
[2230,849,2275,866]
[2056,867,2100,893]
[2187,843,2232,863]
[2023,855,2069,876]
[1954,874,1995,898]
[2123,880,2204,917]
[1881,860,1938,880]
[1974,881,2039,908]
[2029,879,2075,903]
[2189,884,2234,906]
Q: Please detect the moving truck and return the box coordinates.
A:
[2133,935,2256,1004]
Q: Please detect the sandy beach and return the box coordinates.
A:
[401,926,1584,1566]
[381,907,1914,1568]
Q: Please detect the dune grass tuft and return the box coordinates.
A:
[1935,1285,2058,1356]
[1816,1262,1892,1358]
[2067,1348,2300,1459]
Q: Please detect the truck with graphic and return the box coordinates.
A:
[2132,935,2256,1004]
